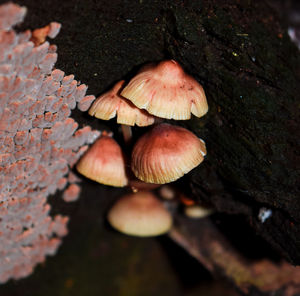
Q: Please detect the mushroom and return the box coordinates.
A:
[184,204,214,219]
[159,185,176,200]
[120,60,208,120]
[89,80,155,143]
[76,132,128,187]
[131,123,206,184]
[107,191,172,237]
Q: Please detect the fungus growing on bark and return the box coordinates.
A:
[184,204,214,219]
[76,133,128,187]
[89,80,155,126]
[89,80,155,143]
[159,185,176,200]
[131,123,206,184]
[107,191,172,237]
[121,60,208,120]
[31,22,61,46]
[0,2,99,282]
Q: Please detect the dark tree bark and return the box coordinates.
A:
[165,0,300,264]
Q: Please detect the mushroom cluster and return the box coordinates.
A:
[77,60,209,237]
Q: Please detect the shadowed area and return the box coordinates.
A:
[0,180,237,296]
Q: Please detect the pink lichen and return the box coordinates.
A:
[62,183,81,202]
[0,2,99,283]
[78,94,96,111]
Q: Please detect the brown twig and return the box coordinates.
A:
[169,216,300,295]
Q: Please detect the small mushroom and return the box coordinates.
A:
[131,123,206,184]
[184,205,214,219]
[121,60,208,120]
[159,185,176,200]
[31,22,61,46]
[107,191,172,237]
[76,133,128,187]
[89,80,155,143]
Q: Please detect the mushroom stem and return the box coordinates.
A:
[153,117,163,124]
[121,124,132,144]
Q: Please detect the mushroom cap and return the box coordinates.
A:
[184,205,214,219]
[131,123,206,184]
[159,185,176,200]
[107,191,172,237]
[89,80,155,126]
[120,60,208,120]
[76,134,128,187]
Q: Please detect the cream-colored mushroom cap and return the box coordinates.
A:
[107,191,172,237]
[131,123,207,184]
[120,60,208,120]
[89,80,155,126]
[184,205,214,219]
[76,134,128,187]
